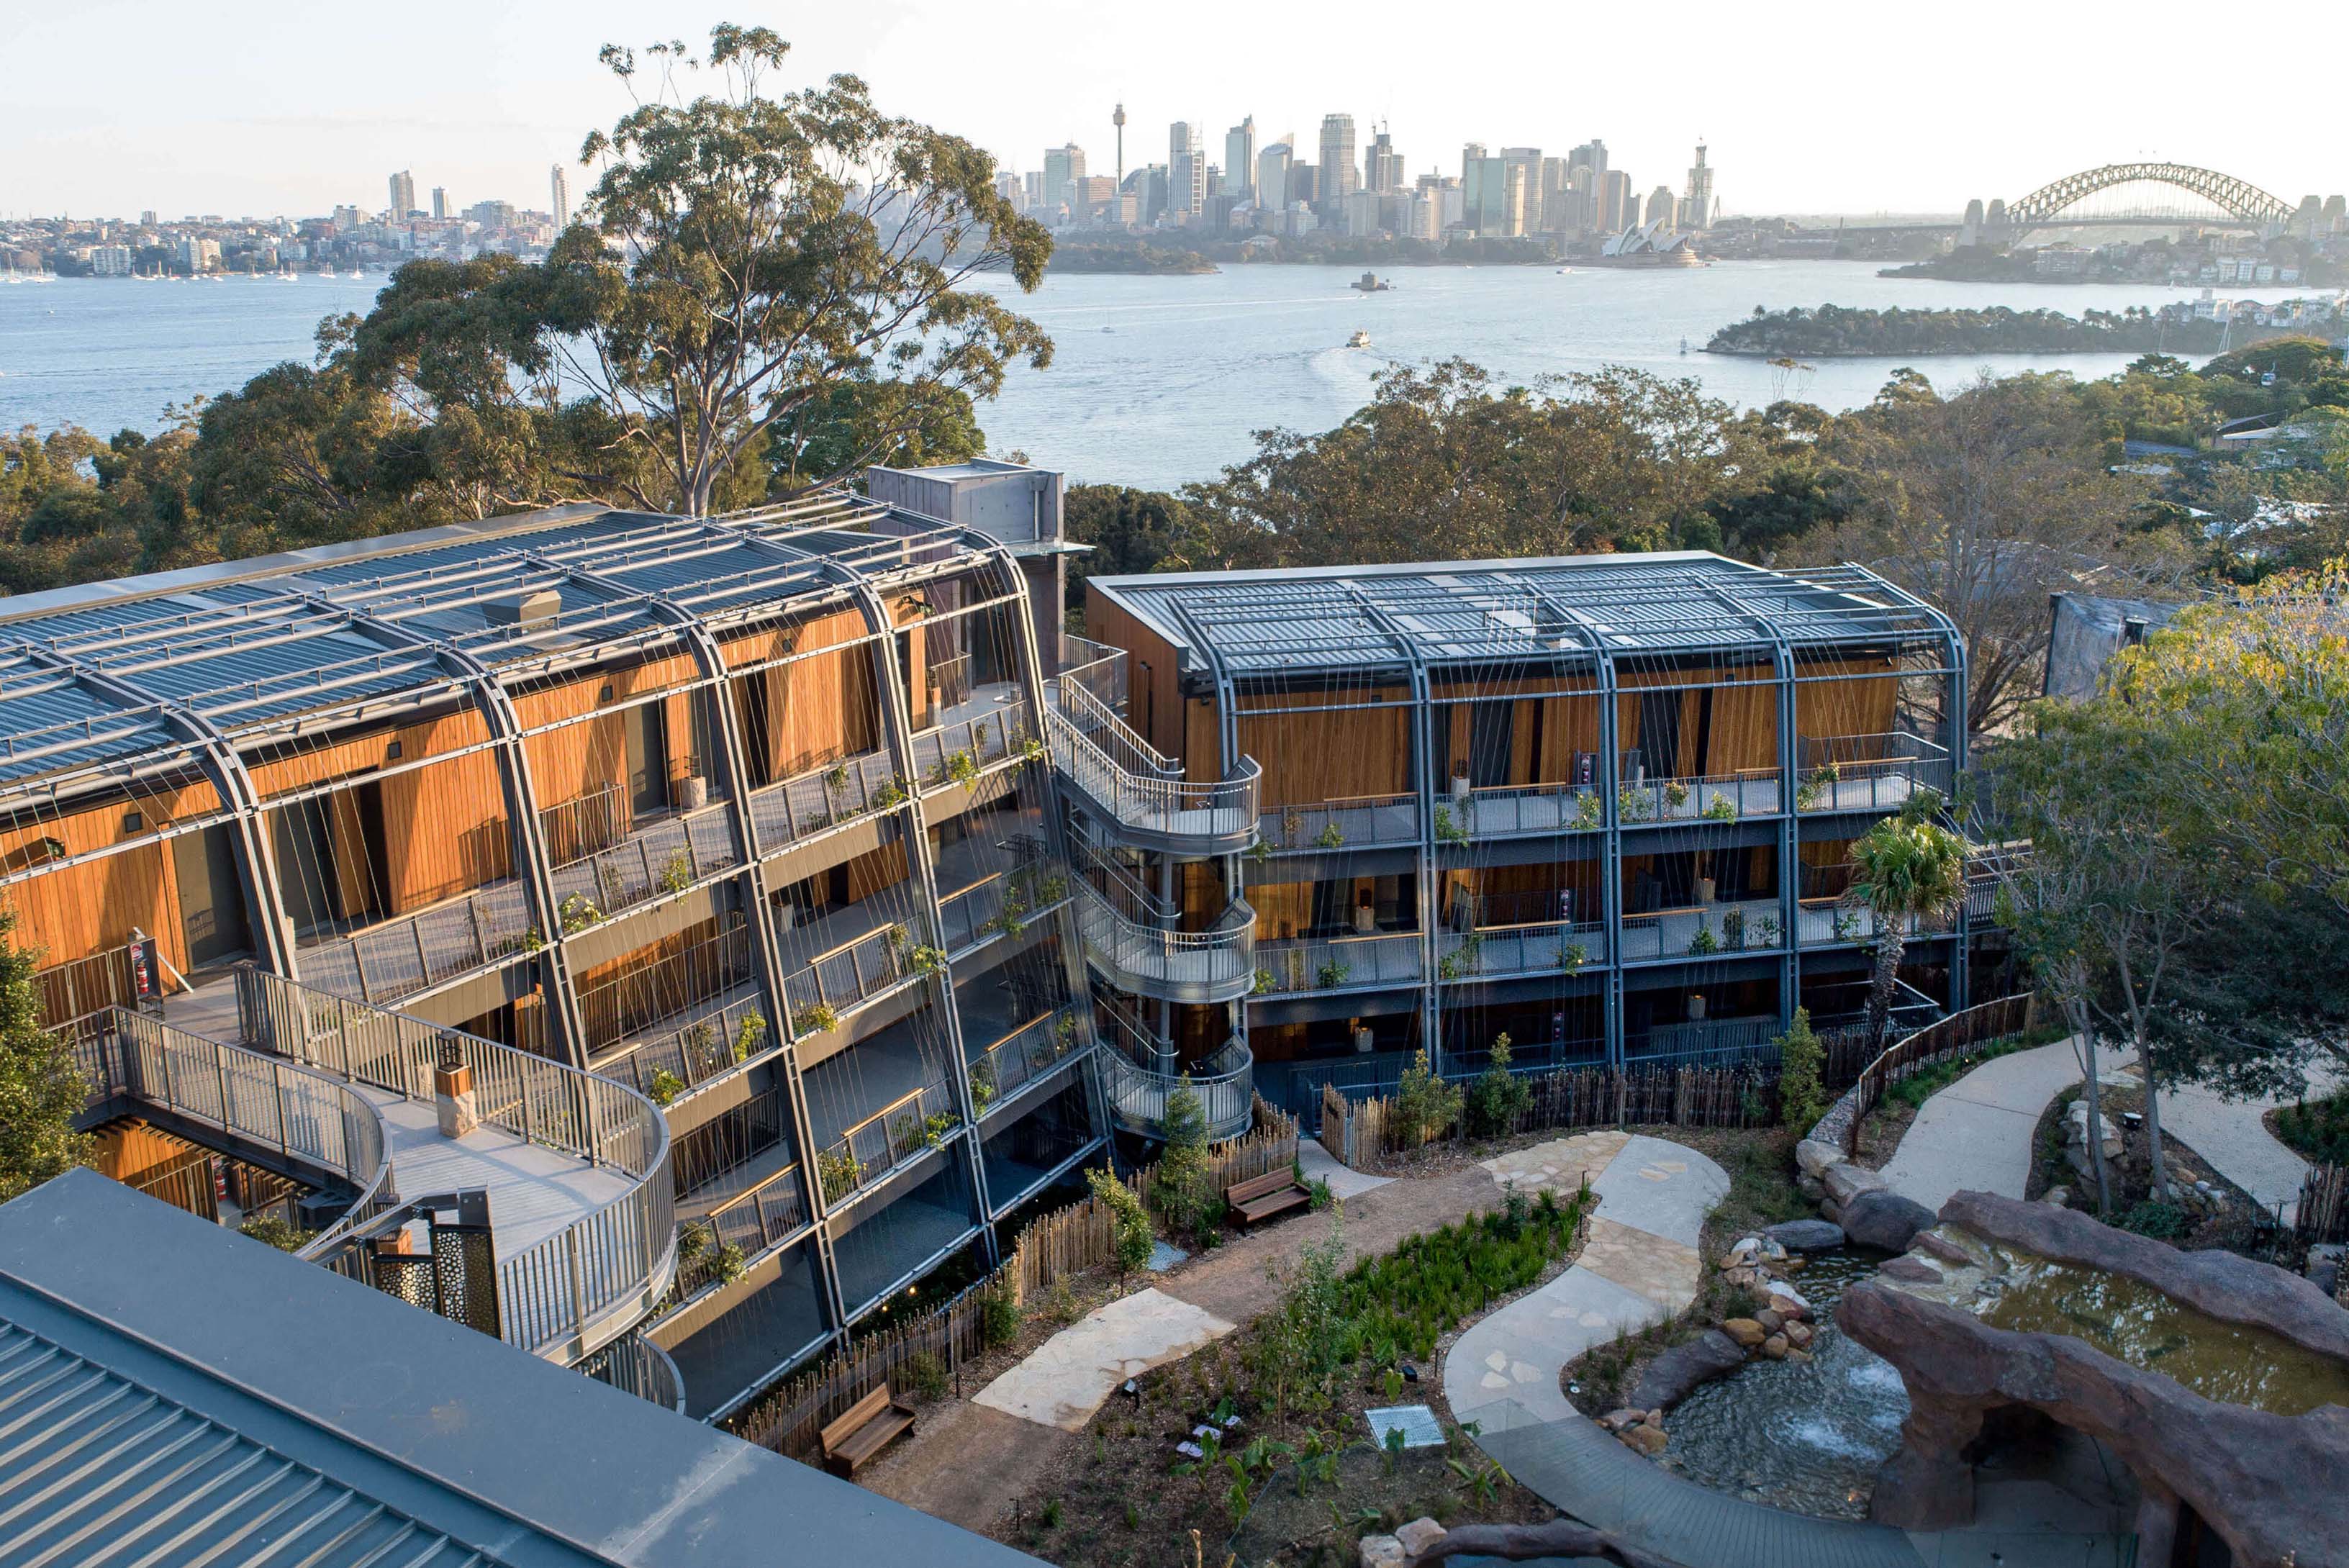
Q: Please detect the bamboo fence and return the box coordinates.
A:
[2298,1162,2348,1248]
[1338,1061,1780,1161]
[727,1094,1296,1460]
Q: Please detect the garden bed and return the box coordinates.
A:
[2027,1079,2273,1251]
[997,1186,1596,1568]
[2270,1091,2349,1166]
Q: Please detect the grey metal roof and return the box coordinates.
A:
[0,491,1001,802]
[1091,553,1955,674]
[0,1170,1044,1568]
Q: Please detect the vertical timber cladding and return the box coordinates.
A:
[1081,585,1185,764]
[0,774,225,979]
[509,649,708,835]
[718,609,882,787]
[244,707,511,923]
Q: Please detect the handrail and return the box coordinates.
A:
[579,1331,687,1415]
[814,1079,961,1207]
[1072,878,1257,1003]
[968,1008,1087,1117]
[1051,684,1260,846]
[908,695,1032,790]
[1437,917,1610,980]
[1840,994,2033,1157]
[1611,769,1782,824]
[1619,898,1787,961]
[1257,792,1421,851]
[81,1007,398,1261]
[1103,1035,1254,1142]
[675,1160,811,1297]
[1056,635,1127,715]
[235,966,676,1364]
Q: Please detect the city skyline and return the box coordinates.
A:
[4,1,2340,222]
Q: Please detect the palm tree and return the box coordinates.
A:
[1843,796,1969,1045]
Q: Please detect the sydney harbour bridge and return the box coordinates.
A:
[1847,163,2341,242]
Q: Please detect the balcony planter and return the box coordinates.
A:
[433,1061,478,1137]
[676,775,710,810]
[1688,994,1707,1020]
[1352,1025,1374,1054]
[1697,876,1717,905]
[1449,764,1471,802]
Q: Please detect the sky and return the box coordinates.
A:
[5,0,2342,222]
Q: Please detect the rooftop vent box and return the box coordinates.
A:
[486,589,561,629]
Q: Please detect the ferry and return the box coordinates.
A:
[1347,330,1372,349]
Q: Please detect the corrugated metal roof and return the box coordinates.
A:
[0,1321,497,1568]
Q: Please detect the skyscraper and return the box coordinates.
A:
[1598,169,1633,232]
[387,170,416,219]
[1169,122,1204,220]
[549,166,571,230]
[1044,144,1087,217]
[1224,117,1257,203]
[1317,115,1358,214]
[1257,142,1292,211]
[1461,145,1506,233]
[1365,124,1404,194]
[1648,186,1676,230]
[430,187,451,221]
[1680,142,1716,230]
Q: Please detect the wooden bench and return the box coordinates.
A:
[1226,1168,1311,1229]
[819,1383,916,1479]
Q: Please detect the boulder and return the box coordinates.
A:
[1824,1161,1890,1210]
[1599,1408,1647,1433]
[1760,1333,1789,1359]
[1797,1171,1826,1202]
[1395,1518,1446,1558]
[1878,1255,1941,1284]
[1783,1319,1814,1350]
[1765,1282,1811,1318]
[1359,1533,1405,1568]
[1844,1188,1935,1253]
[1753,1308,1785,1335]
[1913,1230,1974,1266]
[1619,1423,1669,1456]
[1722,1317,1767,1349]
[1763,1218,1847,1253]
[1795,1136,1844,1179]
[1626,1329,1749,1413]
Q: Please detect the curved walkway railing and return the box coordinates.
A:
[1051,681,1259,852]
[81,1007,399,1260]
[579,1330,687,1415]
[1073,878,1257,1004]
[1104,1034,1254,1142]
[235,966,676,1364]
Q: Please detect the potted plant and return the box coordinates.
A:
[1449,761,1471,802]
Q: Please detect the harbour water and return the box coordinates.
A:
[0,262,2312,491]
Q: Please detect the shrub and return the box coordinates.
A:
[792,1003,840,1036]
[1316,959,1352,989]
[1390,1049,1462,1148]
[2276,1093,2349,1165]
[238,1214,313,1252]
[648,1069,685,1107]
[1087,1165,1155,1280]
[903,1350,949,1400]
[1466,1033,1531,1136]
[1315,820,1345,849]
[1775,1007,1827,1136]
[1153,1076,1216,1243]
[733,1010,768,1062]
[658,851,694,894]
[978,1286,1022,1347]
[2119,1200,2187,1239]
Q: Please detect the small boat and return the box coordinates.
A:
[1350,271,1392,293]
[1347,329,1372,349]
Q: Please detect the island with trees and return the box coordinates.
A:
[1704,303,2287,358]
[1041,240,1218,274]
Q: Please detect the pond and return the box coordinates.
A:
[1657,1249,1907,1520]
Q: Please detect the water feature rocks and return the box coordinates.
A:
[1626,1328,1748,1412]
[1760,1334,1789,1359]
[1764,1218,1847,1252]
[1619,1423,1670,1456]
[1840,1189,2349,1565]
[1842,1189,1934,1252]
[1722,1318,1767,1349]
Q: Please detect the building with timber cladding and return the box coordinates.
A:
[1,458,1983,1424]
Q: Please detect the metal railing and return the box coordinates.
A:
[298,877,535,1007]
[235,967,676,1364]
[936,853,1072,953]
[779,922,920,1033]
[593,988,773,1103]
[1254,930,1423,994]
[969,1010,1087,1119]
[1452,781,1608,838]
[1073,877,1257,1004]
[675,1161,810,1297]
[546,799,740,927]
[1257,793,1421,851]
[1056,635,1127,714]
[1103,1035,1254,1142]
[1437,919,1611,982]
[1613,769,1782,824]
[745,746,903,853]
[1051,682,1259,848]
[1795,898,1950,948]
[815,1080,962,1208]
[1794,733,1953,815]
[909,697,1033,792]
[1619,898,1787,961]
[579,1331,687,1414]
[80,1007,398,1262]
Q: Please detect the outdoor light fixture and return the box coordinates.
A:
[1122,1378,1141,1408]
[1400,1362,1419,1383]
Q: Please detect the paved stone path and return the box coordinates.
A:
[970,1287,1233,1431]
[1298,1135,1391,1201]
[1876,1038,2131,1212]
[1445,1133,1720,1426]
[2154,1066,2337,1223]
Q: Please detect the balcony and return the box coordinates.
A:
[1445,780,1606,840]
[1050,681,1259,855]
[1619,897,1788,962]
[909,686,1034,796]
[592,982,772,1104]
[1254,929,1423,996]
[830,1161,978,1315]
[1257,793,1419,854]
[674,1149,811,1297]
[967,1008,1090,1121]
[1436,918,1611,983]
[1056,633,1127,715]
[1794,733,1953,816]
[1613,769,1782,826]
[744,745,903,858]
[295,875,534,1008]
[934,830,1070,956]
[580,918,761,1082]
[542,785,742,929]
[655,1238,830,1422]
[1795,898,1952,949]
[1072,861,1256,1005]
